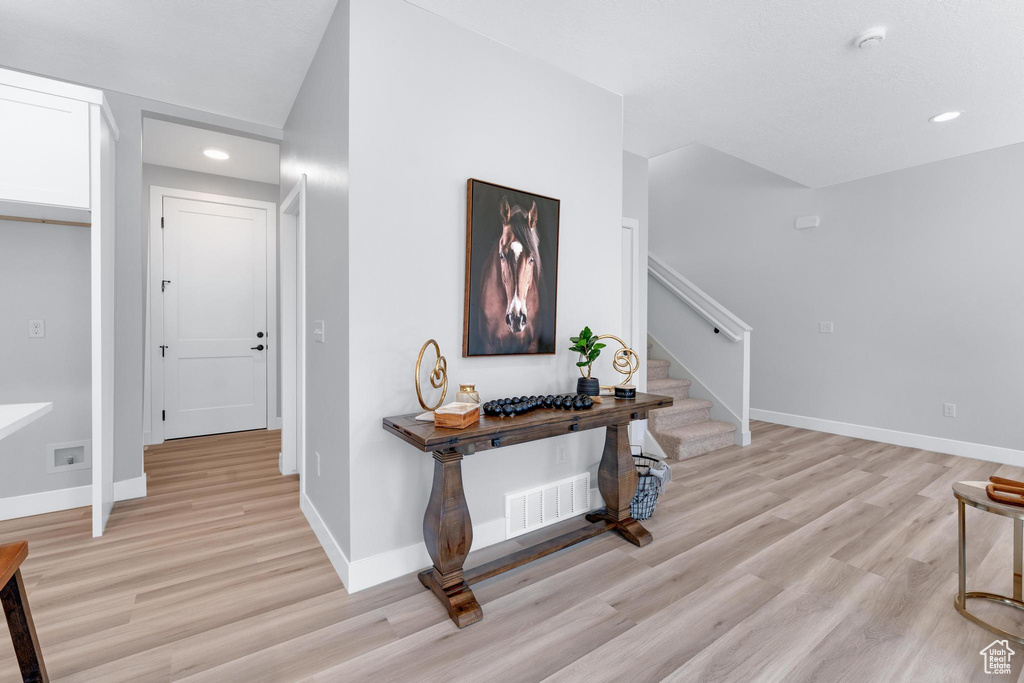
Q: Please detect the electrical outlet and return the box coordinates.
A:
[316,451,322,475]
[944,403,957,418]
[819,322,834,334]
[313,320,325,343]
[28,319,45,338]
[556,444,567,465]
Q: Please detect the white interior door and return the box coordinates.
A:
[162,197,268,439]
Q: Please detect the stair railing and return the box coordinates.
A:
[648,255,751,342]
[647,254,751,445]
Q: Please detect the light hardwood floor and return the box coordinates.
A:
[2,422,1024,681]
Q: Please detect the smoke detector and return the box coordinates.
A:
[855,27,886,49]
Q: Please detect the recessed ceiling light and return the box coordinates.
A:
[929,111,962,123]
[203,147,230,160]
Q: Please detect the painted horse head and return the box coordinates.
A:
[497,196,542,334]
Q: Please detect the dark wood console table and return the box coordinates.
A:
[382,392,673,628]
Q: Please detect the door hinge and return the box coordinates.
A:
[160,216,164,228]
[159,344,168,357]
[161,280,171,292]
[161,410,166,421]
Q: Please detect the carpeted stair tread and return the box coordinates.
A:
[650,397,711,415]
[648,377,691,393]
[655,420,735,440]
[647,359,671,381]
[649,398,714,430]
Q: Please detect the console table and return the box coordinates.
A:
[382,391,672,628]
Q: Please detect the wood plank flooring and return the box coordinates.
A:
[2,422,1024,681]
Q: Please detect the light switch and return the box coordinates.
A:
[819,322,833,334]
[28,319,45,338]
[313,320,325,343]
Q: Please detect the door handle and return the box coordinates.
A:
[251,344,265,351]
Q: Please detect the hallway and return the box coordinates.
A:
[0,430,343,681]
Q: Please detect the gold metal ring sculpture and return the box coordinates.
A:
[577,334,640,388]
[415,339,448,411]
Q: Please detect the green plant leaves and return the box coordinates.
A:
[570,325,602,366]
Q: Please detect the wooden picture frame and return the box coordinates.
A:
[463,179,560,356]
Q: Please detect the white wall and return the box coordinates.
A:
[0,220,91,496]
[344,0,623,570]
[141,163,280,443]
[279,1,351,556]
[649,142,1024,453]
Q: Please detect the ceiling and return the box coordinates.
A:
[0,0,337,129]
[408,0,1024,187]
[142,119,280,185]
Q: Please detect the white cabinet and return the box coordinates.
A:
[0,66,119,536]
[0,83,91,208]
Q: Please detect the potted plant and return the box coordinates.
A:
[570,326,605,396]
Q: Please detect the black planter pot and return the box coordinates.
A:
[576,377,600,396]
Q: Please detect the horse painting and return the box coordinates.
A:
[464,180,560,356]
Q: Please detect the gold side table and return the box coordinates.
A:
[952,480,1024,644]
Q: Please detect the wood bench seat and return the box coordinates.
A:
[1,541,48,682]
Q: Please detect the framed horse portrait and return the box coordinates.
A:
[463,179,560,356]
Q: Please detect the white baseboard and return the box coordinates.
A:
[278,452,297,476]
[0,473,148,522]
[115,473,148,501]
[751,408,1024,467]
[303,487,604,594]
[300,491,350,588]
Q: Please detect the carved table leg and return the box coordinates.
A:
[1,568,48,683]
[417,451,483,628]
[586,422,653,547]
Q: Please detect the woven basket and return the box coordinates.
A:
[630,454,663,521]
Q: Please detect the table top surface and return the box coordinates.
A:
[383,392,672,453]
[953,480,1024,520]
[0,403,52,442]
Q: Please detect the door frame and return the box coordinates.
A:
[147,186,278,444]
[279,175,306,479]
[622,216,646,446]
[621,217,642,363]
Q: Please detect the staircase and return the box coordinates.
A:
[646,358,737,460]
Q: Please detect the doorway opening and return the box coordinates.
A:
[279,175,306,480]
[143,118,282,446]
